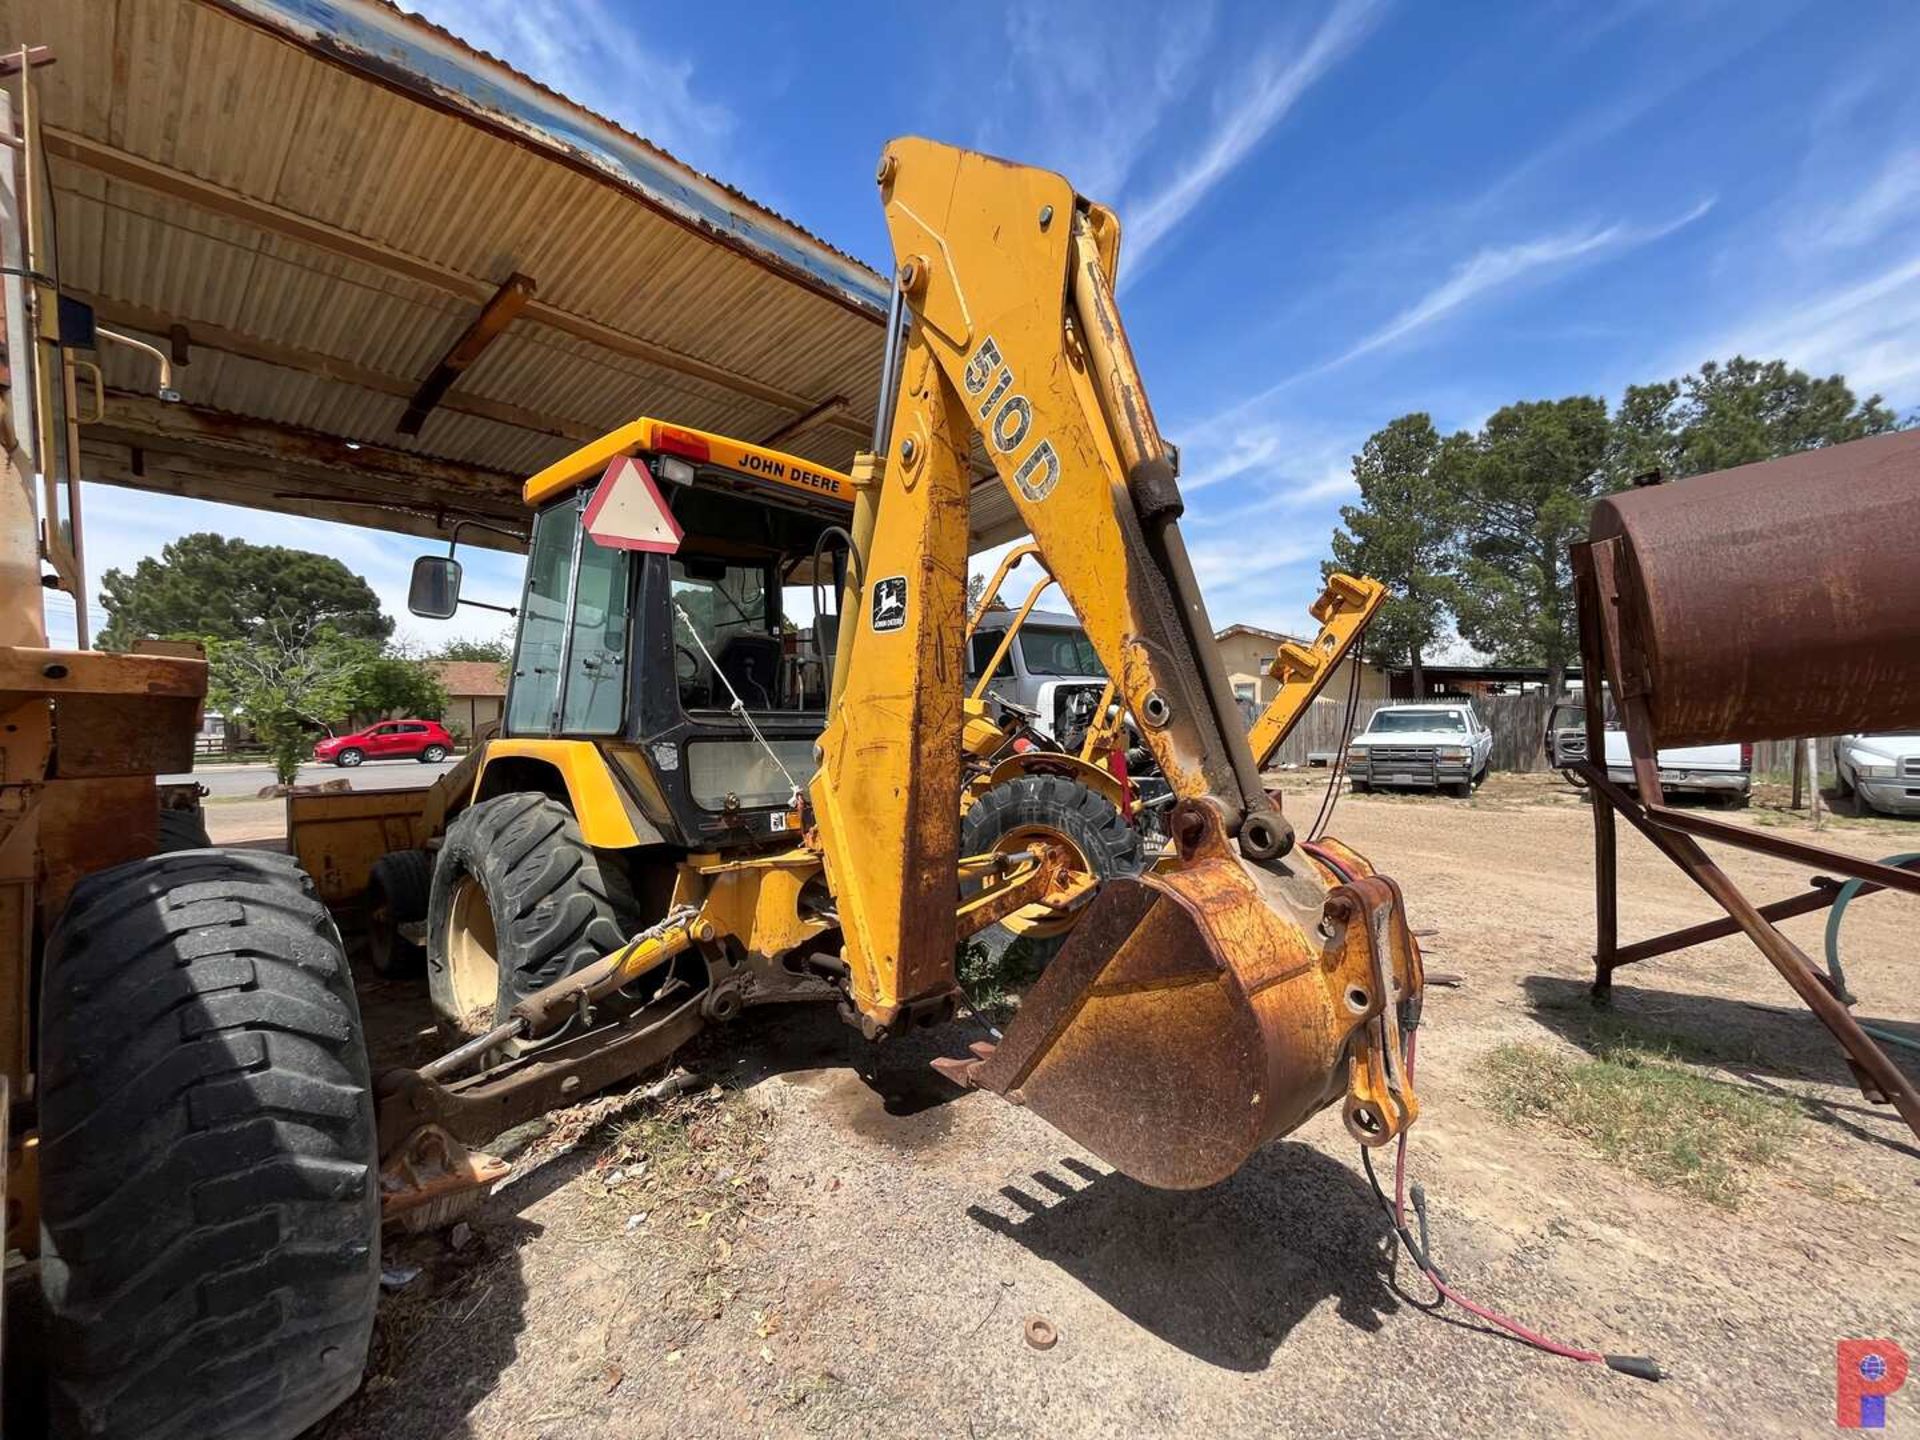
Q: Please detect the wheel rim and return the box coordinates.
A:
[340,749,362,767]
[443,873,501,1031]
[993,824,1093,939]
[425,746,446,762]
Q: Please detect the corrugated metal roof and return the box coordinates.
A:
[2,0,1026,554]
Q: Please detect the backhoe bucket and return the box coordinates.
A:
[938,823,1422,1189]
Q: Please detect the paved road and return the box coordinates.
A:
[164,758,461,798]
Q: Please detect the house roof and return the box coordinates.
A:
[431,659,507,697]
[1215,622,1301,645]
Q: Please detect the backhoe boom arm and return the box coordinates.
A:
[807,139,1424,1188]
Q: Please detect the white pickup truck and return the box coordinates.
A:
[1345,703,1493,798]
[1545,699,1751,805]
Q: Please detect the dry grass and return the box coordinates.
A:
[1481,1036,1801,1206]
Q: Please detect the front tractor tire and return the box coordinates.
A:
[37,850,379,1440]
[959,774,1142,965]
[426,794,640,1044]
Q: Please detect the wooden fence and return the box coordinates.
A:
[1264,692,1555,773]
[1749,737,1836,783]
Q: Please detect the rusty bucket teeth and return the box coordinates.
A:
[930,1054,983,1087]
[946,857,1419,1190]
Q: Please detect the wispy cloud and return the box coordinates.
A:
[1329,198,1715,370]
[1802,149,1920,250]
[407,0,735,165]
[1708,252,1920,405]
[988,2,1219,205]
[1122,0,1384,270]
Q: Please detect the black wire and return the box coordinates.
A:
[1308,658,1364,842]
[1360,1143,1446,1308]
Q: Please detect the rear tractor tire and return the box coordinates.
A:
[426,794,643,1046]
[958,774,1142,966]
[37,849,378,1440]
[365,847,433,979]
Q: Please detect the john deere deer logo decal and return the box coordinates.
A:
[871,575,908,633]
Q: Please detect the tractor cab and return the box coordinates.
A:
[412,419,854,852]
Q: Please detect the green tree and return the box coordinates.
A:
[1445,397,1612,698]
[1608,355,1898,484]
[207,619,372,785]
[339,646,448,726]
[434,635,512,665]
[1325,413,1462,694]
[99,532,392,651]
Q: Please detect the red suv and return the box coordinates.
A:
[313,719,454,768]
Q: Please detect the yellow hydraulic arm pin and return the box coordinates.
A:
[1247,573,1386,769]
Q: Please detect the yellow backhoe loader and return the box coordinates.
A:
[12,127,1417,1440]
[357,137,1423,1225]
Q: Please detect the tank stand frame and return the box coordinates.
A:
[1572,537,1920,1142]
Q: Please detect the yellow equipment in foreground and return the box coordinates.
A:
[368,138,1423,1201]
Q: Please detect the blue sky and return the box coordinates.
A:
[67,0,1920,650]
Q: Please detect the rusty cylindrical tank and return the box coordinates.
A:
[1587,429,1920,747]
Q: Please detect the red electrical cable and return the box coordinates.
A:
[1388,1031,1659,1375]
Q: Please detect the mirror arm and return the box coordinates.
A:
[456,596,518,617]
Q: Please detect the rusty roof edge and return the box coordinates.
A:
[211,0,891,318]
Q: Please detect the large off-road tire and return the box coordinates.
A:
[37,849,378,1440]
[959,774,1141,965]
[426,794,638,1043]
[365,848,433,979]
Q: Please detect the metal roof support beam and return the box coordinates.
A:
[80,437,527,550]
[759,395,847,449]
[44,127,868,433]
[73,293,598,442]
[398,271,535,436]
[97,388,520,496]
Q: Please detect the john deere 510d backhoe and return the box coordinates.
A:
[363,136,1423,1213]
[23,134,1421,1440]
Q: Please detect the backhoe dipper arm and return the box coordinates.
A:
[810,139,1283,1013]
[809,141,1422,1187]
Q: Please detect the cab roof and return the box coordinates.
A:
[523,417,854,512]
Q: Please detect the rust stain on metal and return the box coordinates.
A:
[940,803,1422,1189]
[1588,430,1920,746]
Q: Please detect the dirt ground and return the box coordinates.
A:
[239,773,1917,1440]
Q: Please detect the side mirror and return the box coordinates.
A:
[409,554,462,619]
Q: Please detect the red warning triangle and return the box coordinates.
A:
[583,455,684,553]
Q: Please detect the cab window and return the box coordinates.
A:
[1021,627,1104,677]
[672,557,778,712]
[506,495,632,736]
[969,630,1016,679]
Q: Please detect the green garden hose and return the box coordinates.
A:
[1824,851,1920,1054]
